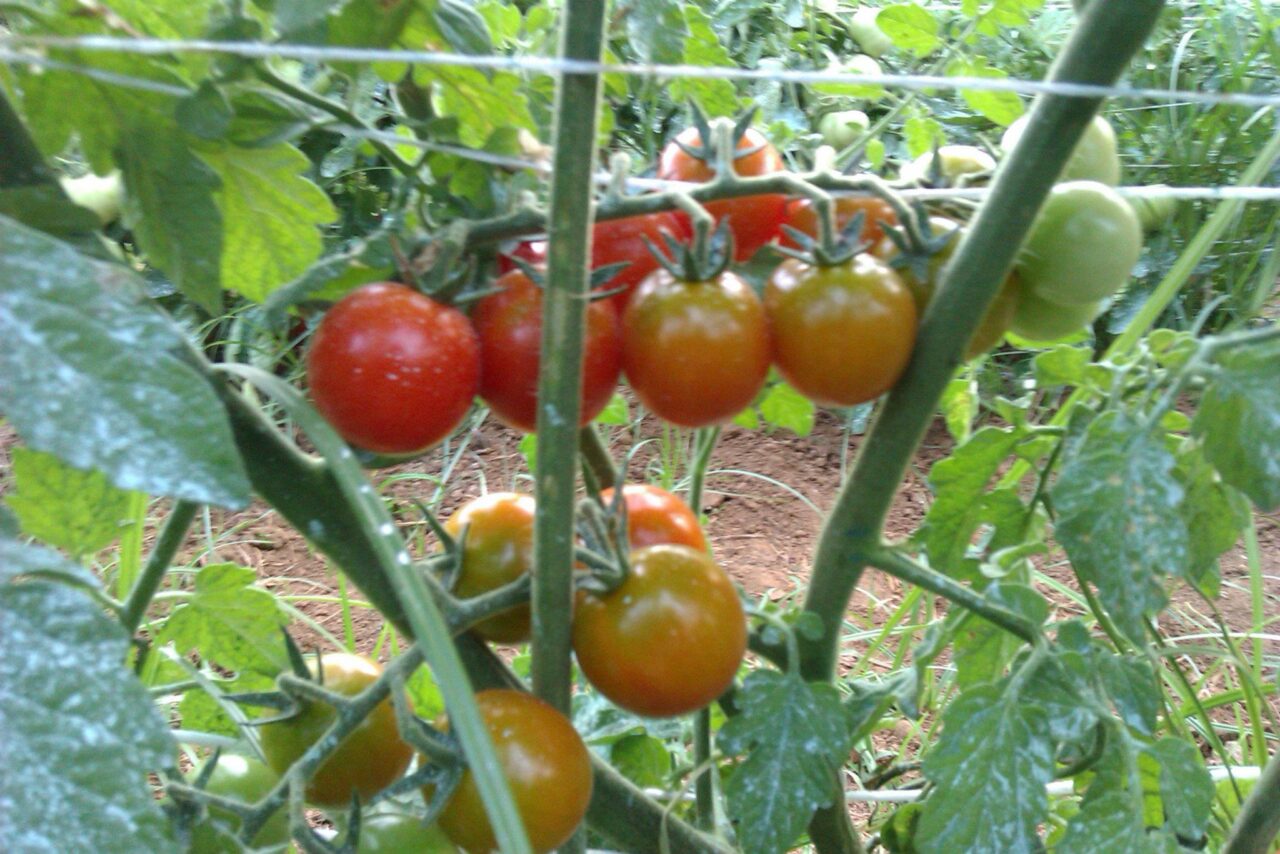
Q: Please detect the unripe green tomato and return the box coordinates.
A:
[899,145,996,184]
[187,754,290,853]
[1001,114,1121,185]
[818,109,870,149]
[1127,187,1178,231]
[1008,288,1103,343]
[60,171,123,225]
[355,813,459,853]
[843,54,885,102]
[1016,181,1142,305]
[848,6,893,58]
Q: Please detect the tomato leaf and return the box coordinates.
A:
[717,670,851,854]
[759,381,815,437]
[1192,337,1280,511]
[877,4,941,57]
[946,57,1023,127]
[1051,410,1187,643]
[1176,447,1250,597]
[610,734,673,789]
[1144,738,1215,842]
[0,539,177,853]
[627,0,688,65]
[917,683,1054,852]
[670,5,742,118]
[3,447,140,559]
[434,0,494,56]
[1032,343,1092,388]
[952,583,1047,689]
[0,218,250,508]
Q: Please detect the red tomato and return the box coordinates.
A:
[600,483,707,551]
[432,690,593,854]
[591,211,687,308]
[765,254,917,407]
[496,239,547,274]
[442,492,536,644]
[780,195,899,250]
[621,269,771,427]
[657,126,787,261]
[472,269,622,434]
[306,283,479,455]
[572,545,747,717]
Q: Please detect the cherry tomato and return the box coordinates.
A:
[260,653,412,808]
[817,109,870,149]
[1008,287,1103,342]
[1017,181,1141,305]
[600,483,707,551]
[496,238,547,274]
[472,269,622,434]
[441,492,536,644]
[765,254,917,407]
[186,754,289,854]
[1001,114,1121,185]
[780,194,898,251]
[591,211,687,308]
[898,145,996,184]
[431,690,592,854]
[306,283,480,456]
[966,273,1022,357]
[657,125,787,261]
[573,545,746,717]
[355,813,458,853]
[622,269,771,427]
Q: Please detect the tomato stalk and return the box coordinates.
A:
[1223,744,1280,854]
[686,426,721,831]
[119,499,197,638]
[794,3,1166,851]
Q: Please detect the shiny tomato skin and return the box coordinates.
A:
[765,254,917,407]
[622,269,771,428]
[306,283,479,456]
[432,690,592,854]
[442,492,536,643]
[472,270,622,434]
[259,653,412,808]
[187,754,289,854]
[600,483,707,551]
[780,195,899,251]
[966,273,1022,358]
[658,126,787,261]
[592,211,686,308]
[1009,287,1103,342]
[355,814,458,853]
[496,239,548,274]
[573,545,746,717]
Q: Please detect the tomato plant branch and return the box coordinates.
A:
[868,548,1042,645]
[579,425,620,492]
[1222,734,1280,854]
[686,425,721,829]
[529,0,607,730]
[120,499,198,638]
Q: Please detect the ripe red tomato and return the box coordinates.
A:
[573,545,746,717]
[599,483,707,551]
[496,238,548,274]
[441,492,536,644]
[260,653,412,808]
[780,195,899,251]
[622,269,770,427]
[657,125,787,261]
[592,211,687,308]
[306,283,479,455]
[431,690,592,854]
[472,269,622,434]
[765,254,917,407]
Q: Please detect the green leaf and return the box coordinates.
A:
[963,0,1045,35]
[670,5,741,118]
[1033,344,1091,388]
[946,57,1024,127]
[195,142,338,304]
[1052,411,1187,642]
[0,539,177,853]
[877,4,941,57]
[717,670,852,854]
[759,382,815,437]
[420,66,536,148]
[628,0,688,64]
[156,564,289,678]
[1098,656,1160,736]
[1058,739,1155,853]
[1176,447,1249,597]
[1144,738,1214,841]
[918,683,1054,852]
[0,218,251,508]
[1192,337,1280,510]
[881,802,923,853]
[275,0,347,42]
[610,734,672,789]
[0,185,104,249]
[4,448,139,558]
[434,0,494,55]
[953,583,1047,689]
[594,393,630,426]
[118,126,225,314]
[1020,636,1099,745]
[939,374,976,443]
[903,114,945,159]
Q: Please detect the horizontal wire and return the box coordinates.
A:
[4,33,1280,109]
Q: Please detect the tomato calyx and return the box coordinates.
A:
[878,209,962,287]
[777,205,871,267]
[643,217,735,284]
[673,103,767,167]
[500,252,633,302]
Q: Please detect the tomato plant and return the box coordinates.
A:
[600,483,707,551]
[657,125,787,261]
[442,492,536,643]
[259,654,412,808]
[354,813,458,853]
[186,754,289,854]
[1016,180,1142,305]
[1002,114,1121,185]
[765,254,918,406]
[431,690,592,854]
[573,545,747,717]
[306,283,480,456]
[472,269,622,434]
[1008,287,1103,342]
[621,269,771,427]
[780,194,898,251]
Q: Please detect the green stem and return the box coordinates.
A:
[1223,743,1280,854]
[579,424,619,490]
[120,500,198,637]
[529,0,607,728]
[686,426,721,830]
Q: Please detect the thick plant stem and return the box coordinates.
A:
[798,3,1166,851]
[1223,746,1280,854]
[530,0,607,720]
[120,500,198,636]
